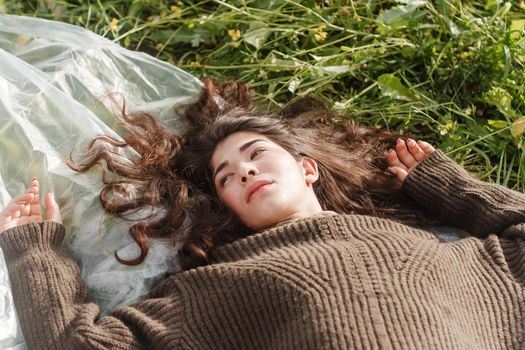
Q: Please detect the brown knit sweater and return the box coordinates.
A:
[1,150,524,350]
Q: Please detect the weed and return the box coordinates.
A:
[3,0,525,190]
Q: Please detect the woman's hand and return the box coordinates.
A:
[0,178,62,234]
[387,139,435,183]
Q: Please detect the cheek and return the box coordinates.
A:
[272,158,304,185]
[217,187,243,213]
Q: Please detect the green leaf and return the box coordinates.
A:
[376,0,425,28]
[510,19,525,41]
[377,74,415,101]
[262,54,300,71]
[488,119,508,129]
[447,19,460,36]
[244,24,271,49]
[320,65,350,74]
[288,78,301,93]
[485,87,513,114]
[128,0,143,18]
[485,0,497,10]
[150,28,215,47]
[511,118,525,137]
[252,0,285,9]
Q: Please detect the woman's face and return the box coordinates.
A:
[210,131,322,231]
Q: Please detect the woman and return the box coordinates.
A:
[1,80,524,349]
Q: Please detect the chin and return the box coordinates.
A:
[242,192,297,230]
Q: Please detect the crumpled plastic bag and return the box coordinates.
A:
[0,14,202,350]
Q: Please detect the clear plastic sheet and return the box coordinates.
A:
[0,14,202,349]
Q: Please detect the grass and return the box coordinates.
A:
[2,0,525,191]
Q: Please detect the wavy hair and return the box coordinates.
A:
[68,78,424,270]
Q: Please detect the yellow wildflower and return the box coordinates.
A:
[109,18,119,31]
[189,61,202,68]
[462,106,473,116]
[439,120,456,135]
[339,6,350,15]
[228,29,241,41]
[313,24,328,42]
[313,24,326,33]
[171,5,182,18]
[314,32,328,42]
[460,51,471,59]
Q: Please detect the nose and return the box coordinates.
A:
[239,163,258,184]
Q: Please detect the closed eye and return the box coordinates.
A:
[251,148,266,160]
[220,173,233,187]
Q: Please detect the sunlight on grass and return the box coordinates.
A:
[3,0,525,190]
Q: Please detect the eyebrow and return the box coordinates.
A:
[213,139,265,181]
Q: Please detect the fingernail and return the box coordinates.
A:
[31,177,37,181]
[387,167,397,174]
[397,138,403,144]
[49,190,54,197]
[388,148,395,154]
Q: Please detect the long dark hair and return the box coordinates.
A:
[68,78,423,270]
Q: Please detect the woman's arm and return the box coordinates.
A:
[388,139,525,237]
[0,180,183,349]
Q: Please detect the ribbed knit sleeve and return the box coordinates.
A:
[402,150,525,237]
[0,221,183,350]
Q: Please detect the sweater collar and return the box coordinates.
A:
[210,211,340,263]
[264,210,338,230]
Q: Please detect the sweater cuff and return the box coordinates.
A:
[0,221,66,261]
[401,150,472,209]
[402,150,476,216]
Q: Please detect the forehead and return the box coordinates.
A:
[211,131,274,168]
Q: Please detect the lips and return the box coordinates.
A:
[245,179,274,203]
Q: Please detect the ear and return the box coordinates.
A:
[300,156,319,186]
